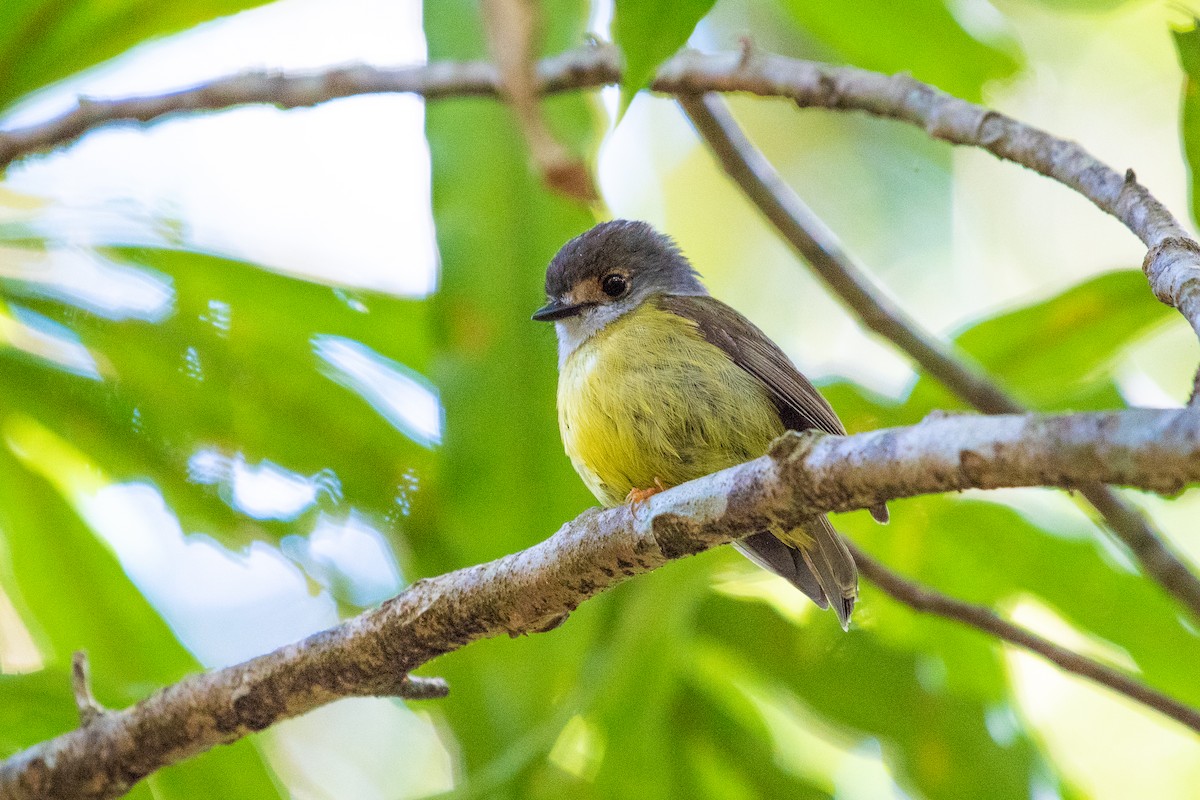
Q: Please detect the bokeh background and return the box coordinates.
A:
[2,0,1200,797]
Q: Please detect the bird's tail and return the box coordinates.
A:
[733,517,858,630]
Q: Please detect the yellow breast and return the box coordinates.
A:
[557,299,785,507]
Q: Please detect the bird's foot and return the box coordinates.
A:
[626,478,667,511]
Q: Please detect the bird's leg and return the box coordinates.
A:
[626,477,667,510]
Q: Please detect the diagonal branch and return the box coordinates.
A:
[676,93,1020,414]
[2,408,1200,799]
[677,91,1200,622]
[849,545,1200,734]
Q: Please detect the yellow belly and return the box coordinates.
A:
[558,300,785,507]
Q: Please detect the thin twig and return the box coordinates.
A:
[678,92,1200,622]
[3,408,1200,799]
[850,543,1200,735]
[481,0,596,200]
[69,652,106,727]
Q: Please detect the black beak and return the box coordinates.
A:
[532,300,590,322]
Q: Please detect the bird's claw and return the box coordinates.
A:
[626,478,667,511]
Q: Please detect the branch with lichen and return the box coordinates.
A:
[3,408,1200,799]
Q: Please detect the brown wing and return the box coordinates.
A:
[657,294,846,436]
[660,294,889,526]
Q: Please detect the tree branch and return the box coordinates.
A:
[676,92,1020,413]
[652,51,1200,342]
[0,47,619,171]
[69,652,106,727]
[849,545,1200,734]
[2,408,1200,799]
[677,92,1200,622]
[2,46,1197,344]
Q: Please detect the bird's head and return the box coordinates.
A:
[533,220,707,362]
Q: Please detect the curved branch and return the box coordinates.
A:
[652,51,1200,341]
[1,46,1197,342]
[677,92,1200,621]
[2,408,1200,799]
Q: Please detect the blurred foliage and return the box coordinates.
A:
[0,0,274,111]
[0,1,1197,800]
[889,270,1176,423]
[1175,22,1200,231]
[613,0,717,112]
[775,0,1020,102]
[0,430,279,796]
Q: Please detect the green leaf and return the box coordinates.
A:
[1176,24,1200,231]
[675,680,829,800]
[0,240,436,547]
[0,0,275,112]
[0,670,77,756]
[776,0,1020,103]
[150,739,281,800]
[612,0,717,113]
[818,269,1175,435]
[906,270,1173,416]
[0,438,194,695]
[958,271,1172,406]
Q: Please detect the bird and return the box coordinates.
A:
[532,219,887,630]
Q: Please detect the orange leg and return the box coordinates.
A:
[625,477,667,510]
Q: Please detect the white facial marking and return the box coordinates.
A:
[554,299,635,367]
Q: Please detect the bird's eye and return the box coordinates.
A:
[601,273,628,298]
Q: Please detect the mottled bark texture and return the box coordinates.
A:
[3,409,1200,799]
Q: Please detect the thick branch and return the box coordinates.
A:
[2,408,1200,799]
[850,545,1200,734]
[678,92,1200,621]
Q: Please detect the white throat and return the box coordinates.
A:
[553,302,631,368]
